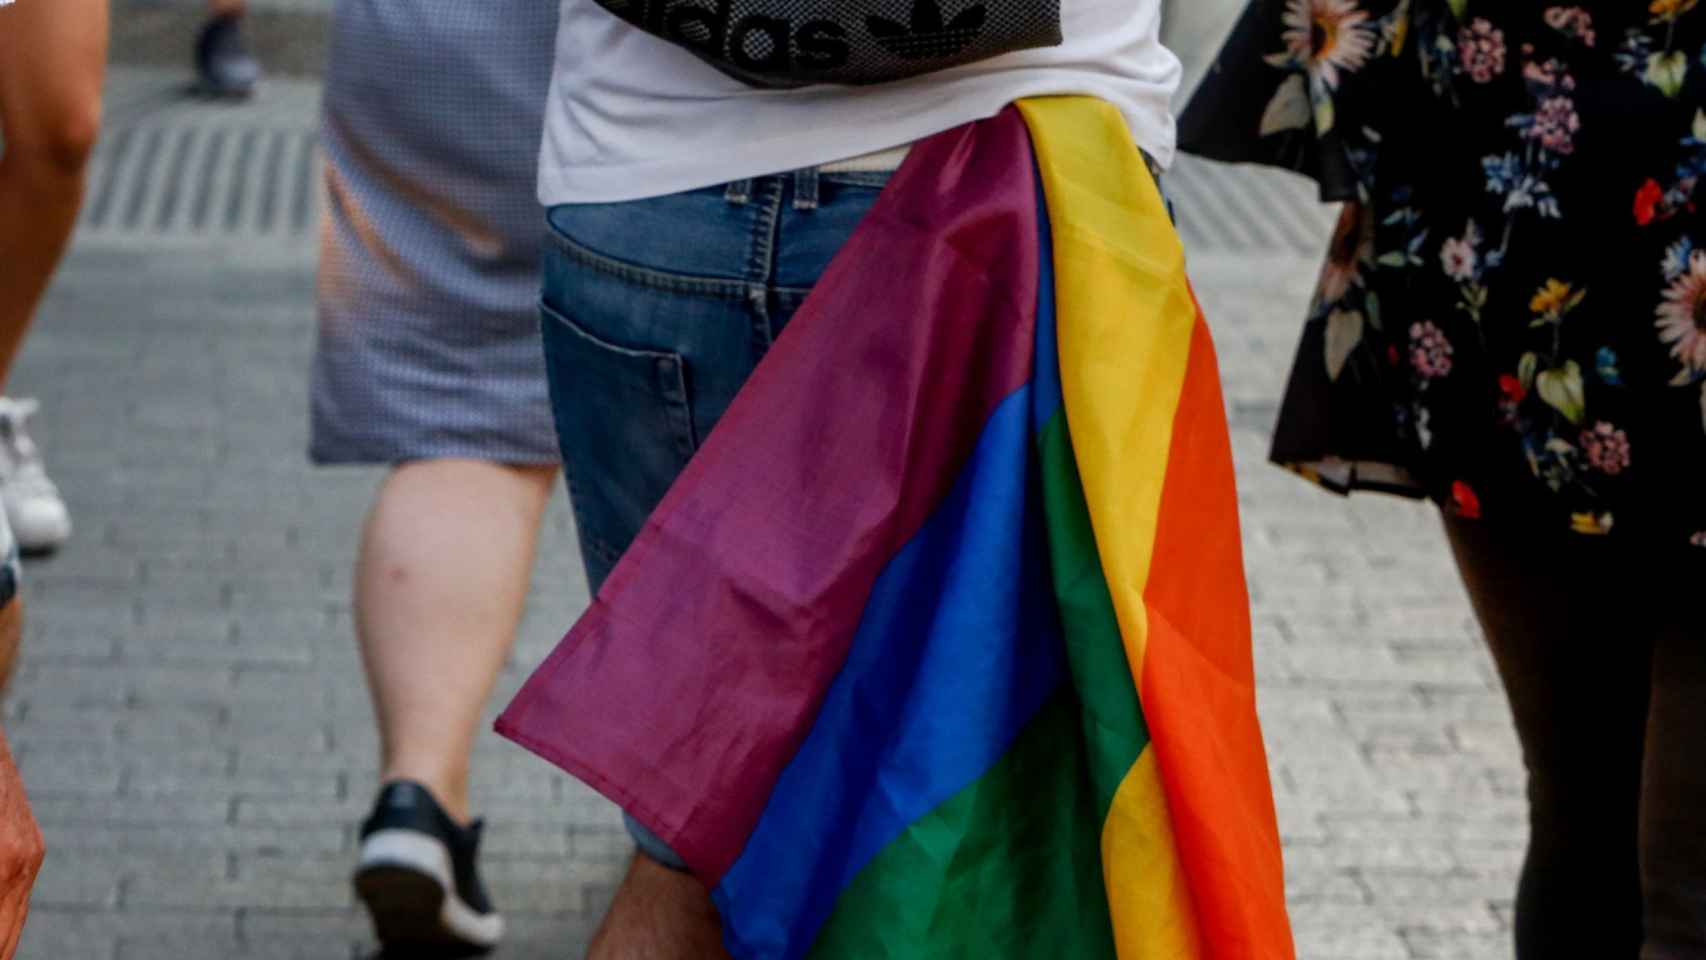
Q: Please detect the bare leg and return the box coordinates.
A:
[0,588,28,950]
[588,856,732,960]
[0,0,107,389]
[0,720,42,960]
[354,458,556,824]
[0,600,21,699]
[1640,602,1706,958]
[1443,516,1649,960]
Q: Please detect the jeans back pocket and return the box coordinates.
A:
[539,297,697,592]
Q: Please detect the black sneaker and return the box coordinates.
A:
[194,13,261,99]
[354,781,504,957]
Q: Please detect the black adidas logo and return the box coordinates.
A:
[868,0,988,61]
[606,0,989,75]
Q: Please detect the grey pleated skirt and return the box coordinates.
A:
[310,0,560,465]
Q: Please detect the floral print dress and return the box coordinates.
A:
[1180,0,1706,545]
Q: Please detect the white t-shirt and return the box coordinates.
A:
[538,0,1179,204]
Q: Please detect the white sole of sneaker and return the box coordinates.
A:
[354,829,504,955]
[9,511,69,555]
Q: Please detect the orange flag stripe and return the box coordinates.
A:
[1021,95,1295,959]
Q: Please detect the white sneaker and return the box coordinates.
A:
[0,399,71,554]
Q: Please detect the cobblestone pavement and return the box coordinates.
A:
[8,62,1524,960]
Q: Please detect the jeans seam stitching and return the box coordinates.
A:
[660,359,700,455]
[539,297,678,362]
[546,223,755,299]
[745,179,783,285]
[818,172,892,187]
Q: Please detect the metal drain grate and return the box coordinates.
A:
[73,67,323,249]
[80,121,320,244]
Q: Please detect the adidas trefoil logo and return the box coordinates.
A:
[867,0,987,61]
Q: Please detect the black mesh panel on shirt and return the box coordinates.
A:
[594,0,1063,88]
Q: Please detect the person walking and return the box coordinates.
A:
[523,0,1201,953]
[308,0,560,953]
[1181,2,1706,956]
[0,0,103,555]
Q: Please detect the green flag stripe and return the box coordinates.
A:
[804,410,1147,958]
[1038,411,1153,816]
[807,693,1118,958]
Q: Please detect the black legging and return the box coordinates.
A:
[1444,517,1706,960]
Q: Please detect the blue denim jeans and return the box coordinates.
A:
[539,166,892,868]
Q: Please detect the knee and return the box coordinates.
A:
[5,99,102,181]
[1524,760,1641,849]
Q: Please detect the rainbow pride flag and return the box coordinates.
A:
[497,97,1294,960]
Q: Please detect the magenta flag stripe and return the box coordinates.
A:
[496,109,1042,882]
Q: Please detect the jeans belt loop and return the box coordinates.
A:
[792,167,821,212]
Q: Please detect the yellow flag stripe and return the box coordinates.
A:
[1102,747,1205,959]
[1017,96,1206,959]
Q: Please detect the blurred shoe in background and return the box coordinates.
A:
[195,7,261,98]
[0,399,71,555]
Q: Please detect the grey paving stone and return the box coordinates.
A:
[231,795,369,830]
[22,908,237,960]
[14,742,127,795]
[31,854,125,910]
[1288,905,1415,960]
[30,794,233,828]
[124,748,343,799]
[40,821,348,857]
[119,936,361,960]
